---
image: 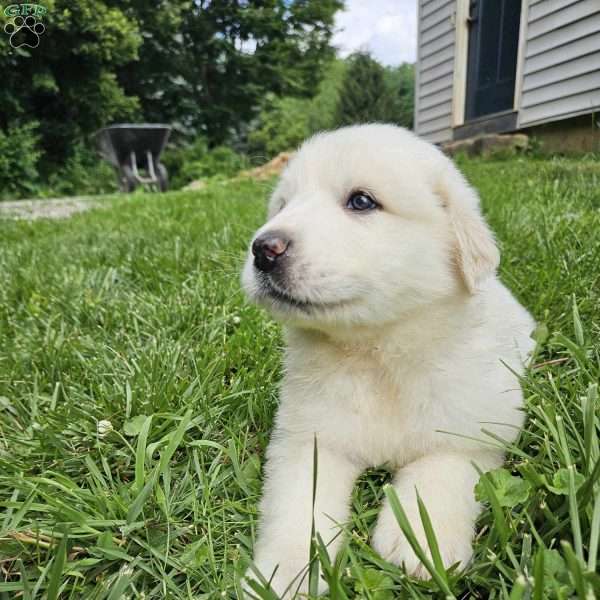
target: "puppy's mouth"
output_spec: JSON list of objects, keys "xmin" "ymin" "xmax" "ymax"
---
[{"xmin": 259, "ymin": 279, "xmax": 348, "ymax": 313}]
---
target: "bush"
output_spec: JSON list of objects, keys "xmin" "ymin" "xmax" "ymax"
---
[
  {"xmin": 41, "ymin": 143, "xmax": 118, "ymax": 198},
  {"xmin": 247, "ymin": 94, "xmax": 312, "ymax": 159},
  {"xmin": 0, "ymin": 124, "xmax": 119, "ymax": 200},
  {"xmin": 247, "ymin": 59, "xmax": 348, "ymax": 158},
  {"xmin": 0, "ymin": 122, "xmax": 42, "ymax": 200},
  {"xmin": 162, "ymin": 138, "xmax": 249, "ymax": 189}
]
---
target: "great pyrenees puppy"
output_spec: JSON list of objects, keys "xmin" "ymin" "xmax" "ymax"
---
[{"xmin": 242, "ymin": 124, "xmax": 534, "ymax": 596}]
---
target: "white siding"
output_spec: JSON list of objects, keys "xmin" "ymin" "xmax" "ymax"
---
[
  {"xmin": 519, "ymin": 0, "xmax": 600, "ymax": 127},
  {"xmin": 415, "ymin": 0, "xmax": 455, "ymax": 143},
  {"xmin": 415, "ymin": 0, "xmax": 600, "ymax": 136}
]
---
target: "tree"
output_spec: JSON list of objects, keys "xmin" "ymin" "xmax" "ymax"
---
[
  {"xmin": 0, "ymin": 0, "xmax": 142, "ymax": 172},
  {"xmin": 334, "ymin": 53, "xmax": 415, "ymax": 129},
  {"xmin": 384, "ymin": 62, "xmax": 415, "ymax": 129},
  {"xmin": 0, "ymin": 0, "xmax": 342, "ymax": 188},
  {"xmin": 118, "ymin": 0, "xmax": 343, "ymax": 145},
  {"xmin": 247, "ymin": 58, "xmax": 348, "ymax": 158},
  {"xmin": 334, "ymin": 52, "xmax": 392, "ymax": 126}
]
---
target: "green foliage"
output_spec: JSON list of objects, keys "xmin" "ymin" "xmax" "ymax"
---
[
  {"xmin": 247, "ymin": 59, "xmax": 348, "ymax": 158},
  {"xmin": 0, "ymin": 4, "xmax": 417, "ymax": 201},
  {"xmin": 0, "ymin": 122, "xmax": 42, "ymax": 200},
  {"xmin": 1, "ymin": 0, "xmax": 142, "ymax": 171},
  {"xmin": 248, "ymin": 51, "xmax": 416, "ymax": 160},
  {"xmin": 335, "ymin": 52, "xmax": 390, "ymax": 125},
  {"xmin": 1, "ymin": 0, "xmax": 342, "ymax": 197},
  {"xmin": 247, "ymin": 56, "xmax": 415, "ymax": 158},
  {"xmin": 117, "ymin": 0, "xmax": 343, "ymax": 144},
  {"xmin": 0, "ymin": 135, "xmax": 117, "ymax": 200},
  {"xmin": 123, "ymin": 414, "xmax": 150, "ymax": 437},
  {"xmin": 308, "ymin": 58, "xmax": 350, "ymax": 131},
  {"xmin": 383, "ymin": 62, "xmax": 415, "ymax": 129},
  {"xmin": 475, "ymin": 468, "xmax": 532, "ymax": 508},
  {"xmin": 548, "ymin": 468, "xmax": 585, "ymax": 495},
  {"xmin": 247, "ymin": 94, "xmax": 313, "ymax": 158},
  {"xmin": 162, "ymin": 137, "xmax": 249, "ymax": 189},
  {"xmin": 335, "ymin": 53, "xmax": 415, "ymax": 128},
  {"xmin": 354, "ymin": 569, "xmax": 395, "ymax": 599},
  {"xmin": 333, "ymin": 53, "xmax": 382, "ymax": 126},
  {"xmin": 0, "ymin": 156, "xmax": 600, "ymax": 597},
  {"xmin": 41, "ymin": 144, "xmax": 118, "ymax": 197}
]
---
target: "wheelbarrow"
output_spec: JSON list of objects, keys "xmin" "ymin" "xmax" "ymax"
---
[{"xmin": 96, "ymin": 124, "xmax": 172, "ymax": 192}]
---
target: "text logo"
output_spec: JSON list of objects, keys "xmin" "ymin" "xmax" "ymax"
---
[{"xmin": 4, "ymin": 4, "xmax": 47, "ymax": 49}]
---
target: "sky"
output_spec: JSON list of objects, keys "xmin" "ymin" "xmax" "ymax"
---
[{"xmin": 332, "ymin": 0, "xmax": 417, "ymax": 66}]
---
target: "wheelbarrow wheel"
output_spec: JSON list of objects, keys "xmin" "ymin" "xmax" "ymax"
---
[
  {"xmin": 119, "ymin": 165, "xmax": 137, "ymax": 193},
  {"xmin": 156, "ymin": 163, "xmax": 168, "ymax": 192}
]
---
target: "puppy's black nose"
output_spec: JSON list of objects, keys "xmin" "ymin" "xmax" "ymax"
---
[{"xmin": 252, "ymin": 231, "xmax": 290, "ymax": 272}]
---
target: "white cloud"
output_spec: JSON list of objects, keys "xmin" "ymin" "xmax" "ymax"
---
[{"xmin": 332, "ymin": 0, "xmax": 417, "ymax": 66}]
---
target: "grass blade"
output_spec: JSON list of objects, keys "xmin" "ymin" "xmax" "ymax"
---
[
  {"xmin": 134, "ymin": 415, "xmax": 153, "ymax": 494},
  {"xmin": 532, "ymin": 549, "xmax": 544, "ymax": 600},
  {"xmin": 127, "ymin": 472, "xmax": 158, "ymax": 524},
  {"xmin": 107, "ymin": 564, "xmax": 135, "ymax": 600},
  {"xmin": 308, "ymin": 435, "xmax": 320, "ymax": 597},
  {"xmin": 508, "ymin": 575, "xmax": 527, "ymax": 600},
  {"xmin": 46, "ymin": 527, "xmax": 68, "ymax": 600},
  {"xmin": 572, "ymin": 294, "xmax": 584, "ymax": 346},
  {"xmin": 158, "ymin": 409, "xmax": 192, "ymax": 477},
  {"xmin": 587, "ymin": 484, "xmax": 600, "ymax": 571},
  {"xmin": 383, "ymin": 485, "xmax": 455, "ymax": 598},
  {"xmin": 415, "ymin": 490, "xmax": 448, "ymax": 586},
  {"xmin": 474, "ymin": 466, "xmax": 510, "ymax": 545},
  {"xmin": 19, "ymin": 559, "xmax": 31, "ymax": 600},
  {"xmin": 567, "ymin": 465, "xmax": 584, "ymax": 561},
  {"xmin": 561, "ymin": 540, "xmax": 587, "ymax": 599},
  {"xmin": 583, "ymin": 384, "xmax": 599, "ymax": 474}
]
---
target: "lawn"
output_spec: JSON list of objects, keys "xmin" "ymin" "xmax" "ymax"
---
[{"xmin": 0, "ymin": 156, "xmax": 599, "ymax": 599}]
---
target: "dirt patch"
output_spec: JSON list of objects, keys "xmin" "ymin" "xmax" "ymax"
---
[
  {"xmin": 183, "ymin": 180, "xmax": 207, "ymax": 191},
  {"xmin": 239, "ymin": 151, "xmax": 294, "ymax": 180},
  {"xmin": 0, "ymin": 198, "xmax": 96, "ymax": 221}
]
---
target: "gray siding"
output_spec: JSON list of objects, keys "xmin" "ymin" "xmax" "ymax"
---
[
  {"xmin": 415, "ymin": 0, "xmax": 455, "ymax": 143},
  {"xmin": 519, "ymin": 0, "xmax": 600, "ymax": 127}
]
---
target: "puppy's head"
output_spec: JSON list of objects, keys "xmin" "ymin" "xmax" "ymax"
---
[{"xmin": 242, "ymin": 124, "xmax": 499, "ymax": 329}]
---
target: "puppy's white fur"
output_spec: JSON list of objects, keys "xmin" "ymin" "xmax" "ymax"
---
[{"xmin": 242, "ymin": 124, "xmax": 534, "ymax": 596}]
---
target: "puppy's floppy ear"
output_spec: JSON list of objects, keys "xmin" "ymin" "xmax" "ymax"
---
[{"xmin": 436, "ymin": 166, "xmax": 500, "ymax": 293}]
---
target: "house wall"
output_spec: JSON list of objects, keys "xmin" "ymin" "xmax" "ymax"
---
[
  {"xmin": 414, "ymin": 0, "xmax": 456, "ymax": 143},
  {"xmin": 415, "ymin": 0, "xmax": 600, "ymax": 142},
  {"xmin": 519, "ymin": 0, "xmax": 600, "ymax": 127}
]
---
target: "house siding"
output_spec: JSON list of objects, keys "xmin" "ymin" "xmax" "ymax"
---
[
  {"xmin": 414, "ymin": 0, "xmax": 455, "ymax": 143},
  {"xmin": 415, "ymin": 0, "xmax": 600, "ymax": 138},
  {"xmin": 518, "ymin": 0, "xmax": 600, "ymax": 127}
]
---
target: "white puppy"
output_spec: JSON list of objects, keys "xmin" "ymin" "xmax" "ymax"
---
[{"xmin": 242, "ymin": 124, "xmax": 534, "ymax": 596}]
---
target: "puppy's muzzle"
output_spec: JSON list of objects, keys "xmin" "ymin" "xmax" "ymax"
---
[{"xmin": 252, "ymin": 231, "xmax": 290, "ymax": 273}]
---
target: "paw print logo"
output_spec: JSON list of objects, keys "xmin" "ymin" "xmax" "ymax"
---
[{"xmin": 4, "ymin": 15, "xmax": 45, "ymax": 49}]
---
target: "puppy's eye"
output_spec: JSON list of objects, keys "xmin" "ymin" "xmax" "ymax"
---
[{"xmin": 346, "ymin": 191, "xmax": 379, "ymax": 212}]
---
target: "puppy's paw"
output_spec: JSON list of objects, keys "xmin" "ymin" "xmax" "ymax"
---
[{"xmin": 371, "ymin": 506, "xmax": 473, "ymax": 579}]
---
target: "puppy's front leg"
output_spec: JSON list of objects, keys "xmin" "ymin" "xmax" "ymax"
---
[
  {"xmin": 372, "ymin": 452, "xmax": 498, "ymax": 578},
  {"xmin": 247, "ymin": 436, "xmax": 360, "ymax": 597}
]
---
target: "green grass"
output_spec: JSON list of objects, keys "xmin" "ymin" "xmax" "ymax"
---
[{"xmin": 0, "ymin": 156, "xmax": 599, "ymax": 598}]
